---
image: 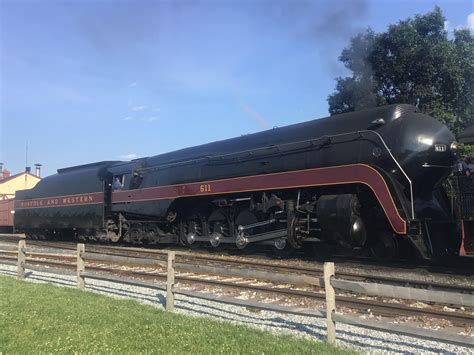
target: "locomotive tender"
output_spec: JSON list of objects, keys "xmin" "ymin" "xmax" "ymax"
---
[{"xmin": 14, "ymin": 104, "xmax": 463, "ymax": 259}]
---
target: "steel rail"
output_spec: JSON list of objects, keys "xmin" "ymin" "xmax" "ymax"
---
[
  {"xmin": 1, "ymin": 234, "xmax": 469, "ymax": 276},
  {"xmin": 77, "ymin": 246, "xmax": 474, "ymax": 294}
]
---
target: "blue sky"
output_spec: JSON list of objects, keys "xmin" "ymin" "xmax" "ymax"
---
[{"xmin": 1, "ymin": 0, "xmax": 473, "ymax": 177}]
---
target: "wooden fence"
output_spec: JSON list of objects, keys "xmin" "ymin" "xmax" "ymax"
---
[{"xmin": 1, "ymin": 240, "xmax": 472, "ymax": 348}]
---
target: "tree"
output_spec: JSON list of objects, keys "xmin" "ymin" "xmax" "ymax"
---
[{"xmin": 328, "ymin": 7, "xmax": 473, "ymax": 135}]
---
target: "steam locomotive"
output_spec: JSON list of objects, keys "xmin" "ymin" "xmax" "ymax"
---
[{"xmin": 14, "ymin": 104, "xmax": 466, "ymax": 259}]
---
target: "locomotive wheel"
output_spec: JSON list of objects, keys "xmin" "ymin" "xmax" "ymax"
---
[
  {"xmin": 370, "ymin": 231, "xmax": 399, "ymax": 260},
  {"xmin": 271, "ymin": 238, "xmax": 295, "ymax": 257},
  {"xmin": 145, "ymin": 224, "xmax": 160, "ymax": 244},
  {"xmin": 130, "ymin": 224, "xmax": 145, "ymax": 244},
  {"xmin": 235, "ymin": 210, "xmax": 258, "ymax": 234},
  {"xmin": 208, "ymin": 209, "xmax": 231, "ymax": 248},
  {"xmin": 105, "ymin": 220, "xmax": 122, "ymax": 243},
  {"xmin": 121, "ymin": 222, "xmax": 131, "ymax": 243},
  {"xmin": 107, "ymin": 230, "xmax": 121, "ymax": 243},
  {"xmin": 233, "ymin": 209, "xmax": 259, "ymax": 250},
  {"xmin": 181, "ymin": 213, "xmax": 206, "ymax": 248},
  {"xmin": 286, "ymin": 200, "xmax": 302, "ymax": 249},
  {"xmin": 30, "ymin": 234, "xmax": 45, "ymax": 240},
  {"xmin": 26, "ymin": 233, "xmax": 38, "ymax": 240}
]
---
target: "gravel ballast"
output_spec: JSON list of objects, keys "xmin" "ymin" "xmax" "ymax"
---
[{"xmin": 0, "ymin": 265, "xmax": 472, "ymax": 353}]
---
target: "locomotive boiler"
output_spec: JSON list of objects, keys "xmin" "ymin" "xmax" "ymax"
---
[{"xmin": 14, "ymin": 104, "xmax": 462, "ymax": 259}]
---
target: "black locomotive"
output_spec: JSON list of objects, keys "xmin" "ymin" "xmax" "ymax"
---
[{"xmin": 14, "ymin": 104, "xmax": 465, "ymax": 259}]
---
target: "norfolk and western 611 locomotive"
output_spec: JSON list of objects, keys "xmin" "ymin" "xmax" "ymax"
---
[{"xmin": 14, "ymin": 104, "xmax": 469, "ymax": 259}]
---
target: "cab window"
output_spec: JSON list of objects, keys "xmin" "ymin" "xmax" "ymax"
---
[{"xmin": 112, "ymin": 175, "xmax": 124, "ymax": 190}]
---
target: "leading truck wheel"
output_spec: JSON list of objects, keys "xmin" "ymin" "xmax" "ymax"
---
[{"xmin": 370, "ymin": 231, "xmax": 399, "ymax": 260}]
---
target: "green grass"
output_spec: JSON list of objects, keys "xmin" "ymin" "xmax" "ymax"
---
[{"xmin": 0, "ymin": 275, "xmax": 355, "ymax": 354}]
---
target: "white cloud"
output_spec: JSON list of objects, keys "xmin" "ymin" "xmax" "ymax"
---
[
  {"xmin": 468, "ymin": 13, "xmax": 474, "ymax": 31},
  {"xmin": 130, "ymin": 81, "xmax": 138, "ymax": 87},
  {"xmin": 446, "ymin": 13, "xmax": 474, "ymax": 33},
  {"xmin": 124, "ymin": 116, "xmax": 133, "ymax": 121},
  {"xmin": 131, "ymin": 105, "xmax": 148, "ymax": 111},
  {"xmin": 444, "ymin": 21, "xmax": 450, "ymax": 31},
  {"xmin": 141, "ymin": 116, "xmax": 158, "ymax": 122},
  {"xmin": 118, "ymin": 153, "xmax": 138, "ymax": 160}
]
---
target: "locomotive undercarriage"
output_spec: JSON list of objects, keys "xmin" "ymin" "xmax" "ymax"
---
[
  {"xmin": 98, "ymin": 186, "xmax": 403, "ymax": 258},
  {"xmin": 22, "ymin": 187, "xmax": 408, "ymax": 259}
]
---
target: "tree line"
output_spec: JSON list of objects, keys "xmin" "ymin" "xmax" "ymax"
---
[{"xmin": 328, "ymin": 6, "xmax": 473, "ymax": 142}]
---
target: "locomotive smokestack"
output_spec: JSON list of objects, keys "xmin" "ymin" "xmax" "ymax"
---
[
  {"xmin": 25, "ymin": 166, "xmax": 31, "ymax": 174},
  {"xmin": 34, "ymin": 163, "xmax": 42, "ymax": 177}
]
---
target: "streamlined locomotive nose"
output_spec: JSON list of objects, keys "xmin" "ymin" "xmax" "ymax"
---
[{"xmin": 380, "ymin": 109, "xmax": 457, "ymax": 194}]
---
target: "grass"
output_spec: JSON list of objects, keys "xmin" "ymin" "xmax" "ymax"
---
[{"xmin": 0, "ymin": 275, "xmax": 355, "ymax": 354}]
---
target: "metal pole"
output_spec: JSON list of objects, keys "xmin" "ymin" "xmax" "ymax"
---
[
  {"xmin": 166, "ymin": 251, "xmax": 175, "ymax": 311},
  {"xmin": 324, "ymin": 262, "xmax": 336, "ymax": 344}
]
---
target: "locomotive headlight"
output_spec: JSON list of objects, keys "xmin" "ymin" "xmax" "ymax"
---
[
  {"xmin": 450, "ymin": 141, "xmax": 458, "ymax": 152},
  {"xmin": 417, "ymin": 135, "xmax": 433, "ymax": 146}
]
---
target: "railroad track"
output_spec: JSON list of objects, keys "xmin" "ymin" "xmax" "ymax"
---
[
  {"xmin": 1, "ymin": 233, "xmax": 472, "ymax": 276},
  {"xmin": 1, "ymin": 236, "xmax": 473, "ymax": 295}
]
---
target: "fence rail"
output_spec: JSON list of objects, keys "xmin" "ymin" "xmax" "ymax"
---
[
  {"xmin": 331, "ymin": 279, "xmax": 471, "ymax": 307},
  {"xmin": 0, "ymin": 240, "xmax": 472, "ymax": 348}
]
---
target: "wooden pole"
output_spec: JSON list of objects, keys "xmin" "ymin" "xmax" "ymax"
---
[
  {"xmin": 166, "ymin": 251, "xmax": 175, "ymax": 311},
  {"xmin": 77, "ymin": 243, "xmax": 85, "ymax": 289},
  {"xmin": 17, "ymin": 240, "xmax": 26, "ymax": 279},
  {"xmin": 324, "ymin": 262, "xmax": 336, "ymax": 344}
]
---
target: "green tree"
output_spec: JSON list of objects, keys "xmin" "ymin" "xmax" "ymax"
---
[{"xmin": 328, "ymin": 7, "xmax": 473, "ymax": 135}]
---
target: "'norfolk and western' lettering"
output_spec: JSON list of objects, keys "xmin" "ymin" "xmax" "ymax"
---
[{"xmin": 14, "ymin": 193, "xmax": 103, "ymax": 209}]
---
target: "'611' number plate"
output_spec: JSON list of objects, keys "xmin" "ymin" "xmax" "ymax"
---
[{"xmin": 435, "ymin": 144, "xmax": 446, "ymax": 152}]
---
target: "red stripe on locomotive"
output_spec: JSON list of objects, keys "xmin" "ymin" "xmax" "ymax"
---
[{"xmin": 112, "ymin": 164, "xmax": 407, "ymax": 234}]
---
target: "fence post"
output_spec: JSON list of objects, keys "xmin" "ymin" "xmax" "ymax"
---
[
  {"xmin": 166, "ymin": 251, "xmax": 175, "ymax": 311},
  {"xmin": 324, "ymin": 262, "xmax": 336, "ymax": 344},
  {"xmin": 17, "ymin": 240, "xmax": 26, "ymax": 279},
  {"xmin": 77, "ymin": 243, "xmax": 85, "ymax": 289}
]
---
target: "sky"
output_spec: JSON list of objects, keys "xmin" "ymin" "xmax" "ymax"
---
[{"xmin": 1, "ymin": 0, "xmax": 473, "ymax": 177}]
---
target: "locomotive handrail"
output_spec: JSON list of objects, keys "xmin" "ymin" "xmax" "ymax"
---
[{"xmin": 363, "ymin": 130, "xmax": 414, "ymax": 220}]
